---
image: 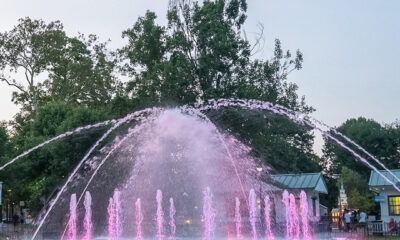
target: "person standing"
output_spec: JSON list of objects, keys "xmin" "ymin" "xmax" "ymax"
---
[{"xmin": 344, "ymin": 211, "xmax": 351, "ymax": 232}]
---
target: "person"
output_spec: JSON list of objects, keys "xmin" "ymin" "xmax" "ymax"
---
[
  {"xmin": 357, "ymin": 210, "xmax": 367, "ymax": 238},
  {"xmin": 359, "ymin": 211, "xmax": 367, "ymax": 223},
  {"xmin": 344, "ymin": 211, "xmax": 351, "ymax": 232},
  {"xmin": 12, "ymin": 214, "xmax": 19, "ymax": 231}
]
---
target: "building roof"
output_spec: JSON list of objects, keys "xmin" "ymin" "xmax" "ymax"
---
[
  {"xmin": 368, "ymin": 169, "xmax": 400, "ymax": 187},
  {"xmin": 270, "ymin": 172, "xmax": 328, "ymax": 194}
]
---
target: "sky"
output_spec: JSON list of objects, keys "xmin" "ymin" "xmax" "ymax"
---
[{"xmin": 0, "ymin": 0, "xmax": 399, "ymax": 154}]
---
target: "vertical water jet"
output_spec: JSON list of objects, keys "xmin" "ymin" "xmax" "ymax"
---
[
  {"xmin": 169, "ymin": 198, "xmax": 176, "ymax": 239},
  {"xmin": 234, "ymin": 197, "xmax": 242, "ymax": 239},
  {"xmin": 249, "ymin": 189, "xmax": 257, "ymax": 240},
  {"xmin": 282, "ymin": 190, "xmax": 291, "ymax": 239},
  {"xmin": 156, "ymin": 190, "xmax": 164, "ymax": 240},
  {"xmin": 135, "ymin": 198, "xmax": 143, "ymax": 240},
  {"xmin": 300, "ymin": 191, "xmax": 312, "ymax": 240},
  {"xmin": 203, "ymin": 187, "xmax": 216, "ymax": 240},
  {"xmin": 82, "ymin": 191, "xmax": 92, "ymax": 240},
  {"xmin": 264, "ymin": 195, "xmax": 274, "ymax": 240},
  {"xmin": 113, "ymin": 190, "xmax": 122, "ymax": 239},
  {"xmin": 108, "ymin": 197, "xmax": 115, "ymax": 240},
  {"xmin": 67, "ymin": 194, "xmax": 77, "ymax": 240},
  {"xmin": 289, "ymin": 193, "xmax": 300, "ymax": 239}
]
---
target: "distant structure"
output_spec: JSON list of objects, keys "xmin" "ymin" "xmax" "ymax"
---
[{"xmin": 338, "ymin": 183, "xmax": 348, "ymax": 210}]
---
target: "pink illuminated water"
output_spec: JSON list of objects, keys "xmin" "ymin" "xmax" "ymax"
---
[
  {"xmin": 169, "ymin": 198, "xmax": 176, "ymax": 239},
  {"xmin": 282, "ymin": 190, "xmax": 291, "ymax": 239},
  {"xmin": 67, "ymin": 194, "xmax": 77, "ymax": 240},
  {"xmin": 108, "ymin": 197, "xmax": 116, "ymax": 240},
  {"xmin": 203, "ymin": 187, "xmax": 216, "ymax": 240},
  {"xmin": 2, "ymin": 98, "xmax": 397, "ymax": 240},
  {"xmin": 289, "ymin": 193, "xmax": 300, "ymax": 240},
  {"xmin": 82, "ymin": 191, "xmax": 92, "ymax": 240},
  {"xmin": 156, "ymin": 190, "xmax": 164, "ymax": 240},
  {"xmin": 264, "ymin": 195, "xmax": 274, "ymax": 240},
  {"xmin": 248, "ymin": 189, "xmax": 257, "ymax": 240},
  {"xmin": 234, "ymin": 197, "xmax": 242, "ymax": 239},
  {"xmin": 113, "ymin": 190, "xmax": 122, "ymax": 239},
  {"xmin": 135, "ymin": 198, "xmax": 143, "ymax": 240},
  {"xmin": 300, "ymin": 191, "xmax": 312, "ymax": 240}
]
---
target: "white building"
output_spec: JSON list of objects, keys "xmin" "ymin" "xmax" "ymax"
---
[{"xmin": 369, "ymin": 169, "xmax": 400, "ymax": 223}]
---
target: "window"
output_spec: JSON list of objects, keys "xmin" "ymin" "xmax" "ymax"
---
[
  {"xmin": 312, "ymin": 197, "xmax": 317, "ymax": 216},
  {"xmin": 388, "ymin": 196, "xmax": 400, "ymax": 215}
]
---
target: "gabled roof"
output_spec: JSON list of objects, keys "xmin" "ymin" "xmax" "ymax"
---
[
  {"xmin": 270, "ymin": 172, "xmax": 328, "ymax": 194},
  {"xmin": 369, "ymin": 169, "xmax": 400, "ymax": 187}
]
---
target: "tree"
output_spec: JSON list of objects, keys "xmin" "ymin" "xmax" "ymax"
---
[
  {"xmin": 0, "ymin": 102, "xmax": 109, "ymax": 213},
  {"xmin": 46, "ymin": 34, "xmax": 117, "ymax": 106},
  {"xmin": 119, "ymin": 0, "xmax": 316, "ymax": 174},
  {"xmin": 0, "ymin": 18, "xmax": 118, "ymax": 114},
  {"xmin": 339, "ymin": 167, "xmax": 377, "ymax": 213},
  {"xmin": 321, "ymin": 117, "xmax": 400, "ymax": 179},
  {"xmin": 120, "ymin": 0, "xmax": 307, "ymax": 111},
  {"xmin": 0, "ymin": 17, "xmax": 65, "ymax": 112}
]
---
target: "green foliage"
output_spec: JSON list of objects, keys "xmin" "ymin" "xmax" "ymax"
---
[
  {"xmin": 0, "ymin": 0, "xmax": 322, "ymax": 216},
  {"xmin": 321, "ymin": 117, "xmax": 400, "ymax": 179},
  {"xmin": 0, "ymin": 102, "xmax": 109, "ymax": 213},
  {"xmin": 340, "ymin": 167, "xmax": 377, "ymax": 213}
]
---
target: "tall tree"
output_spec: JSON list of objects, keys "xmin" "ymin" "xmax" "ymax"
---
[
  {"xmin": 321, "ymin": 117, "xmax": 400, "ymax": 179},
  {"xmin": 120, "ymin": 0, "xmax": 317, "ymax": 173},
  {"xmin": 0, "ymin": 17, "xmax": 65, "ymax": 112}
]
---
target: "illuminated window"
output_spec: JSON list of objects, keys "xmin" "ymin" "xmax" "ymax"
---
[{"xmin": 388, "ymin": 196, "xmax": 400, "ymax": 215}]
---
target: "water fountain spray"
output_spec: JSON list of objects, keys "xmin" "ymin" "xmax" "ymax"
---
[
  {"xmin": 300, "ymin": 191, "xmax": 312, "ymax": 240},
  {"xmin": 289, "ymin": 193, "xmax": 300, "ymax": 240},
  {"xmin": 234, "ymin": 197, "xmax": 242, "ymax": 239},
  {"xmin": 282, "ymin": 190, "xmax": 291, "ymax": 239},
  {"xmin": 135, "ymin": 198, "xmax": 143, "ymax": 240},
  {"xmin": 169, "ymin": 198, "xmax": 176, "ymax": 239},
  {"xmin": 264, "ymin": 195, "xmax": 274, "ymax": 240},
  {"xmin": 156, "ymin": 189, "xmax": 164, "ymax": 240},
  {"xmin": 203, "ymin": 187, "xmax": 216, "ymax": 240},
  {"xmin": 82, "ymin": 191, "xmax": 92, "ymax": 240},
  {"xmin": 67, "ymin": 194, "xmax": 77, "ymax": 240},
  {"xmin": 249, "ymin": 189, "xmax": 258, "ymax": 240}
]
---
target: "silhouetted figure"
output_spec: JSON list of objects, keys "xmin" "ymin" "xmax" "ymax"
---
[{"xmin": 12, "ymin": 214, "xmax": 19, "ymax": 232}]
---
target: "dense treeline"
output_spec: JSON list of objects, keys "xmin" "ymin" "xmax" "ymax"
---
[{"xmin": 0, "ymin": 0, "xmax": 399, "ymax": 216}]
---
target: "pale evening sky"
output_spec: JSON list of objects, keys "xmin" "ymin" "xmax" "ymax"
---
[{"xmin": 0, "ymin": 0, "xmax": 399, "ymax": 154}]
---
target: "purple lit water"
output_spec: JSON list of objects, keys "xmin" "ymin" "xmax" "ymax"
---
[
  {"xmin": 234, "ymin": 197, "xmax": 242, "ymax": 239},
  {"xmin": 248, "ymin": 189, "xmax": 257, "ymax": 240},
  {"xmin": 156, "ymin": 189, "xmax": 164, "ymax": 240},
  {"xmin": 300, "ymin": 191, "xmax": 312, "ymax": 240},
  {"xmin": 67, "ymin": 194, "xmax": 77, "ymax": 240},
  {"xmin": 0, "ymin": 98, "xmax": 397, "ymax": 239},
  {"xmin": 289, "ymin": 193, "xmax": 300, "ymax": 239},
  {"xmin": 108, "ymin": 197, "xmax": 116, "ymax": 240},
  {"xmin": 169, "ymin": 198, "xmax": 176, "ymax": 239},
  {"xmin": 82, "ymin": 191, "xmax": 92, "ymax": 240},
  {"xmin": 264, "ymin": 195, "xmax": 274, "ymax": 240},
  {"xmin": 114, "ymin": 189, "xmax": 123, "ymax": 239},
  {"xmin": 135, "ymin": 198, "xmax": 143, "ymax": 240},
  {"xmin": 203, "ymin": 187, "xmax": 215, "ymax": 240},
  {"xmin": 282, "ymin": 190, "xmax": 291, "ymax": 239}
]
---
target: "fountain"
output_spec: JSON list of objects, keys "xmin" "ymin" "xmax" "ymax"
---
[
  {"xmin": 248, "ymin": 189, "xmax": 258, "ymax": 240},
  {"xmin": 300, "ymin": 191, "xmax": 312, "ymax": 240},
  {"xmin": 67, "ymin": 194, "xmax": 77, "ymax": 240},
  {"xmin": 82, "ymin": 191, "xmax": 92, "ymax": 240},
  {"xmin": 0, "ymin": 98, "xmax": 397, "ymax": 239},
  {"xmin": 234, "ymin": 197, "xmax": 242, "ymax": 239},
  {"xmin": 135, "ymin": 198, "xmax": 143, "ymax": 240},
  {"xmin": 264, "ymin": 195, "xmax": 274, "ymax": 240}
]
